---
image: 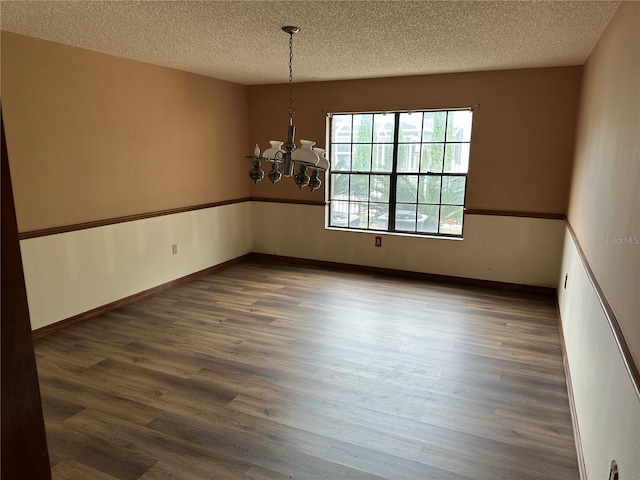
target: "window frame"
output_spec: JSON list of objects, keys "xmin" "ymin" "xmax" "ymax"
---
[{"xmin": 327, "ymin": 108, "xmax": 473, "ymax": 238}]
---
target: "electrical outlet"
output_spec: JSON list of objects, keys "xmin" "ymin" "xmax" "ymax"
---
[
  {"xmin": 172, "ymin": 244, "xmax": 178, "ymax": 255},
  {"xmin": 375, "ymin": 236, "xmax": 382, "ymax": 247}
]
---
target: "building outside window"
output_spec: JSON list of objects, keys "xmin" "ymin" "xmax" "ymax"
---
[{"xmin": 328, "ymin": 109, "xmax": 473, "ymax": 237}]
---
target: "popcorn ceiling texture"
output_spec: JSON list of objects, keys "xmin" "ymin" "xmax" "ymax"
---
[{"xmin": 0, "ymin": 1, "xmax": 619, "ymax": 85}]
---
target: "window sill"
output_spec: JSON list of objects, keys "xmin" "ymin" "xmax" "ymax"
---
[{"xmin": 325, "ymin": 226, "xmax": 464, "ymax": 241}]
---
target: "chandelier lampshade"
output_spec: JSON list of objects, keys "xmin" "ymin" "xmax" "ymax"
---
[
  {"xmin": 291, "ymin": 140, "xmax": 319, "ymax": 164},
  {"xmin": 262, "ymin": 141, "xmax": 285, "ymax": 160}
]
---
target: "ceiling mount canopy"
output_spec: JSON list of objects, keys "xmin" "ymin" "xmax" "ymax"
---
[
  {"xmin": 246, "ymin": 26, "xmax": 329, "ymax": 191},
  {"xmin": 281, "ymin": 25, "xmax": 300, "ymax": 35}
]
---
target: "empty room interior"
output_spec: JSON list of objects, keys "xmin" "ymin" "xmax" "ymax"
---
[{"xmin": 1, "ymin": 1, "xmax": 638, "ymax": 480}]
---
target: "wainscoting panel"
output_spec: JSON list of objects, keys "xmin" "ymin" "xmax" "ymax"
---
[
  {"xmin": 251, "ymin": 202, "xmax": 564, "ymax": 288},
  {"xmin": 558, "ymin": 227, "xmax": 640, "ymax": 479},
  {"xmin": 21, "ymin": 202, "xmax": 252, "ymax": 330}
]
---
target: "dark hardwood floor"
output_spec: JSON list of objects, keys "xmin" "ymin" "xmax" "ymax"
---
[{"xmin": 34, "ymin": 260, "xmax": 579, "ymax": 479}]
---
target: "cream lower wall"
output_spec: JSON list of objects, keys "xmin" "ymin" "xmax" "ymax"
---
[
  {"xmin": 252, "ymin": 202, "xmax": 564, "ymax": 287},
  {"xmin": 21, "ymin": 202, "xmax": 252, "ymax": 330},
  {"xmin": 23, "ymin": 201, "xmax": 563, "ymax": 332},
  {"xmin": 558, "ymin": 227, "xmax": 640, "ymax": 479}
]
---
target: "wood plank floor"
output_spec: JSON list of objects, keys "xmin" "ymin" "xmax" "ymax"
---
[{"xmin": 34, "ymin": 260, "xmax": 579, "ymax": 480}]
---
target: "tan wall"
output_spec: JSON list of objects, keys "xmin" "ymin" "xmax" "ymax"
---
[
  {"xmin": 248, "ymin": 67, "xmax": 582, "ymax": 213},
  {"xmin": 567, "ymin": 1, "xmax": 639, "ymax": 365},
  {"xmin": 1, "ymin": 32, "xmax": 250, "ymax": 233}
]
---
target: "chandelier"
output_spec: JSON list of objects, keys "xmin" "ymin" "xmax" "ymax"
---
[{"xmin": 246, "ymin": 26, "xmax": 329, "ymax": 191}]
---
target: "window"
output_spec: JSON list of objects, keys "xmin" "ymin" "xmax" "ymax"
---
[{"xmin": 328, "ymin": 109, "xmax": 472, "ymax": 237}]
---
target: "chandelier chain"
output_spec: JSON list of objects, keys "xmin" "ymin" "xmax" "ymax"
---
[{"xmin": 288, "ymin": 31, "xmax": 294, "ymax": 118}]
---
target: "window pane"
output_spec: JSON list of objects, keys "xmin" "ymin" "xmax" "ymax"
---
[
  {"xmin": 447, "ymin": 110, "xmax": 472, "ymax": 142},
  {"xmin": 396, "ymin": 175, "xmax": 418, "ymax": 203},
  {"xmin": 422, "ymin": 111, "xmax": 447, "ymax": 142},
  {"xmin": 330, "ymin": 173, "xmax": 349, "ymax": 199},
  {"xmin": 371, "ymin": 175, "xmax": 390, "ymax": 202},
  {"xmin": 352, "ymin": 144, "xmax": 372, "ymax": 171},
  {"xmin": 395, "ymin": 204, "xmax": 417, "ymax": 232},
  {"xmin": 417, "ymin": 204, "xmax": 439, "ymax": 233},
  {"xmin": 441, "ymin": 176, "xmax": 466, "ymax": 205},
  {"xmin": 372, "ymin": 144, "xmax": 393, "ymax": 172},
  {"xmin": 373, "ymin": 114, "xmax": 394, "ymax": 143},
  {"xmin": 444, "ymin": 143, "xmax": 470, "ymax": 173},
  {"xmin": 397, "ymin": 144, "xmax": 421, "ymax": 173},
  {"xmin": 418, "ymin": 175, "xmax": 441, "ymax": 204},
  {"xmin": 420, "ymin": 143, "xmax": 444, "ymax": 173},
  {"xmin": 398, "ymin": 112, "xmax": 422, "ymax": 142},
  {"xmin": 353, "ymin": 114, "xmax": 373, "ymax": 143},
  {"xmin": 370, "ymin": 203, "xmax": 389, "ymax": 230},
  {"xmin": 351, "ymin": 202, "xmax": 368, "ymax": 229},
  {"xmin": 440, "ymin": 205, "xmax": 464, "ymax": 235},
  {"xmin": 350, "ymin": 174, "xmax": 369, "ymax": 201},
  {"xmin": 331, "ymin": 115, "xmax": 352, "ymax": 143},
  {"xmin": 331, "ymin": 143, "xmax": 351, "ymax": 171},
  {"xmin": 330, "ymin": 201, "xmax": 349, "ymax": 227}
]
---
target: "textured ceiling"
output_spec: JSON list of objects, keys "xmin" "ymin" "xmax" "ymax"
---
[{"xmin": 0, "ymin": 1, "xmax": 620, "ymax": 85}]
